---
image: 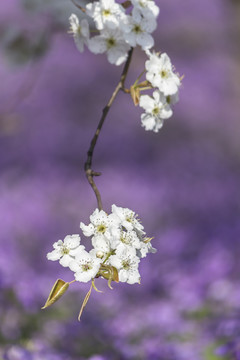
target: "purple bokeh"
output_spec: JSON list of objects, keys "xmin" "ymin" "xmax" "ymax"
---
[{"xmin": 0, "ymin": 0, "xmax": 240, "ymax": 359}]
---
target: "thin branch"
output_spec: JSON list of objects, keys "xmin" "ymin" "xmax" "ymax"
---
[
  {"xmin": 70, "ymin": 0, "xmax": 86, "ymax": 12},
  {"xmin": 84, "ymin": 48, "xmax": 134, "ymax": 210}
]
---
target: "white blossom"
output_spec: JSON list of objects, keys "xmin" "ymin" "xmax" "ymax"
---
[
  {"xmin": 111, "ymin": 204, "xmax": 144, "ymax": 235},
  {"xmin": 139, "ymin": 90, "xmax": 173, "ymax": 132},
  {"xmin": 145, "ymin": 51, "xmax": 181, "ymax": 95},
  {"xmin": 47, "ymin": 235, "xmax": 84, "ymax": 267},
  {"xmin": 117, "ymin": 230, "xmax": 141, "ymax": 250},
  {"xmin": 86, "ymin": 0, "xmax": 126, "ymax": 31},
  {"xmin": 69, "ymin": 14, "xmax": 89, "ymax": 53},
  {"xmin": 109, "ymin": 245, "xmax": 141, "ymax": 284},
  {"xmin": 91, "ymin": 235, "xmax": 111, "ymax": 256},
  {"xmin": 138, "ymin": 239, "xmax": 157, "ymax": 258},
  {"xmin": 131, "ymin": 0, "xmax": 159, "ymax": 17},
  {"xmin": 80, "ymin": 208, "xmax": 120, "ymax": 241},
  {"xmin": 69, "ymin": 250, "xmax": 102, "ymax": 283},
  {"xmin": 131, "ymin": 0, "xmax": 159, "ymax": 29},
  {"xmin": 88, "ymin": 28, "xmax": 131, "ymax": 65},
  {"xmin": 122, "ymin": 10, "xmax": 155, "ymax": 50}
]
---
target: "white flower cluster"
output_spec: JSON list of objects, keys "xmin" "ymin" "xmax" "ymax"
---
[
  {"xmin": 68, "ymin": 0, "xmax": 181, "ymax": 132},
  {"xmin": 47, "ymin": 205, "xmax": 156, "ymax": 285},
  {"xmin": 69, "ymin": 0, "xmax": 159, "ymax": 65},
  {"xmin": 139, "ymin": 51, "xmax": 181, "ymax": 132}
]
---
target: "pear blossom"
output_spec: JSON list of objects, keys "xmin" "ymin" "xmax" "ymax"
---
[
  {"xmin": 138, "ymin": 239, "xmax": 157, "ymax": 258},
  {"xmin": 47, "ymin": 204, "xmax": 156, "ymax": 287},
  {"xmin": 88, "ymin": 28, "xmax": 131, "ymax": 65},
  {"xmin": 122, "ymin": 10, "xmax": 156, "ymax": 50},
  {"xmin": 109, "ymin": 245, "xmax": 141, "ymax": 284},
  {"xmin": 69, "ymin": 250, "xmax": 102, "ymax": 283},
  {"xmin": 118, "ymin": 230, "xmax": 141, "ymax": 249},
  {"xmin": 47, "ymin": 235, "xmax": 84, "ymax": 267},
  {"xmin": 139, "ymin": 90, "xmax": 173, "ymax": 132},
  {"xmin": 145, "ymin": 51, "xmax": 181, "ymax": 95},
  {"xmin": 86, "ymin": 0, "xmax": 126, "ymax": 31},
  {"xmin": 69, "ymin": 14, "xmax": 89, "ymax": 53},
  {"xmin": 131, "ymin": 0, "xmax": 160, "ymax": 20},
  {"xmin": 80, "ymin": 208, "xmax": 119, "ymax": 240},
  {"xmin": 111, "ymin": 204, "xmax": 144, "ymax": 235}
]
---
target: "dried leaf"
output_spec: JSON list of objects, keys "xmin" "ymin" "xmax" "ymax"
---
[
  {"xmin": 111, "ymin": 266, "xmax": 119, "ymax": 283},
  {"xmin": 41, "ymin": 279, "xmax": 69, "ymax": 309},
  {"xmin": 78, "ymin": 284, "xmax": 92, "ymax": 321},
  {"xmin": 130, "ymin": 86, "xmax": 140, "ymax": 106},
  {"xmin": 92, "ymin": 279, "xmax": 103, "ymax": 293}
]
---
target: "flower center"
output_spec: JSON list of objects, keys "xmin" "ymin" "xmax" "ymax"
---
[
  {"xmin": 120, "ymin": 233, "xmax": 130, "ymax": 245},
  {"xmin": 122, "ymin": 260, "xmax": 130, "ymax": 270},
  {"xmin": 97, "ymin": 224, "xmax": 107, "ymax": 234},
  {"xmin": 160, "ymin": 70, "xmax": 168, "ymax": 78},
  {"xmin": 61, "ymin": 246, "xmax": 69, "ymax": 255},
  {"xmin": 102, "ymin": 9, "xmax": 111, "ymax": 17},
  {"xmin": 133, "ymin": 25, "xmax": 142, "ymax": 34},
  {"xmin": 76, "ymin": 26, "xmax": 82, "ymax": 35},
  {"xmin": 82, "ymin": 263, "xmax": 92, "ymax": 272},
  {"xmin": 152, "ymin": 106, "xmax": 160, "ymax": 116},
  {"xmin": 106, "ymin": 37, "xmax": 116, "ymax": 49}
]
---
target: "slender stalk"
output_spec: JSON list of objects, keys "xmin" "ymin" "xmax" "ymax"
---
[
  {"xmin": 84, "ymin": 48, "xmax": 134, "ymax": 210},
  {"xmin": 71, "ymin": 0, "xmax": 86, "ymax": 12}
]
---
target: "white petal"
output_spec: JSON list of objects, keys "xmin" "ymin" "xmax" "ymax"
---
[
  {"xmin": 80, "ymin": 222, "xmax": 94, "ymax": 237},
  {"xmin": 64, "ymin": 234, "xmax": 80, "ymax": 249},
  {"xmin": 88, "ymin": 36, "xmax": 107, "ymax": 54},
  {"xmin": 59, "ymin": 254, "xmax": 72, "ymax": 267},
  {"xmin": 69, "ymin": 245, "xmax": 85, "ymax": 257},
  {"xmin": 47, "ymin": 249, "xmax": 61, "ymax": 261},
  {"xmin": 139, "ymin": 95, "xmax": 155, "ymax": 112}
]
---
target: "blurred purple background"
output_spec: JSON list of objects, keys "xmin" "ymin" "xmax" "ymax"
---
[{"xmin": 1, "ymin": 0, "xmax": 240, "ymax": 359}]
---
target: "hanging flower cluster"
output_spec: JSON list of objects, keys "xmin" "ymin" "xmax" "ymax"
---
[
  {"xmin": 42, "ymin": 0, "xmax": 182, "ymax": 320},
  {"xmin": 69, "ymin": 0, "xmax": 182, "ymax": 132},
  {"xmin": 44, "ymin": 206, "xmax": 156, "ymax": 319},
  {"xmin": 47, "ymin": 205, "xmax": 156, "ymax": 286}
]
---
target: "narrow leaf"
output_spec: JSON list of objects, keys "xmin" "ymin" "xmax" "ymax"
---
[
  {"xmin": 130, "ymin": 86, "xmax": 140, "ymax": 106},
  {"xmin": 78, "ymin": 284, "xmax": 92, "ymax": 321},
  {"xmin": 111, "ymin": 266, "xmax": 119, "ymax": 283},
  {"xmin": 92, "ymin": 279, "xmax": 102, "ymax": 293},
  {"xmin": 41, "ymin": 279, "xmax": 69, "ymax": 309}
]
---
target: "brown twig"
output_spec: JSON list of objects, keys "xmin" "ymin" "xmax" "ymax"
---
[
  {"xmin": 84, "ymin": 48, "xmax": 134, "ymax": 210},
  {"xmin": 70, "ymin": 0, "xmax": 86, "ymax": 12}
]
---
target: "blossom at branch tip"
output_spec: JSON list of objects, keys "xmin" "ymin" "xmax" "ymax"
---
[
  {"xmin": 47, "ymin": 205, "xmax": 156, "ymax": 286},
  {"xmin": 131, "ymin": 0, "xmax": 160, "ymax": 20},
  {"xmin": 88, "ymin": 28, "xmax": 131, "ymax": 66},
  {"xmin": 122, "ymin": 10, "xmax": 155, "ymax": 50},
  {"xmin": 47, "ymin": 235, "xmax": 85, "ymax": 267},
  {"xmin": 69, "ymin": 250, "xmax": 102, "ymax": 283},
  {"xmin": 86, "ymin": 0, "xmax": 126, "ymax": 31},
  {"xmin": 111, "ymin": 204, "xmax": 145, "ymax": 235},
  {"xmin": 138, "ymin": 240, "xmax": 157, "ymax": 258},
  {"xmin": 108, "ymin": 245, "xmax": 141, "ymax": 284},
  {"xmin": 139, "ymin": 90, "xmax": 173, "ymax": 132},
  {"xmin": 80, "ymin": 208, "xmax": 119, "ymax": 241},
  {"xmin": 69, "ymin": 14, "xmax": 89, "ymax": 53},
  {"xmin": 145, "ymin": 51, "xmax": 181, "ymax": 96}
]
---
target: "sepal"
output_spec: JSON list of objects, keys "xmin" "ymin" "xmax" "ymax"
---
[{"xmin": 41, "ymin": 279, "xmax": 69, "ymax": 309}]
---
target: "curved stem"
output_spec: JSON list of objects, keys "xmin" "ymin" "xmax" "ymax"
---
[
  {"xmin": 84, "ymin": 48, "xmax": 134, "ymax": 210},
  {"xmin": 70, "ymin": 0, "xmax": 86, "ymax": 12}
]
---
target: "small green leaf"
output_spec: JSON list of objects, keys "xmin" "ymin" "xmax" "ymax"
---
[{"xmin": 41, "ymin": 279, "xmax": 69, "ymax": 309}]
